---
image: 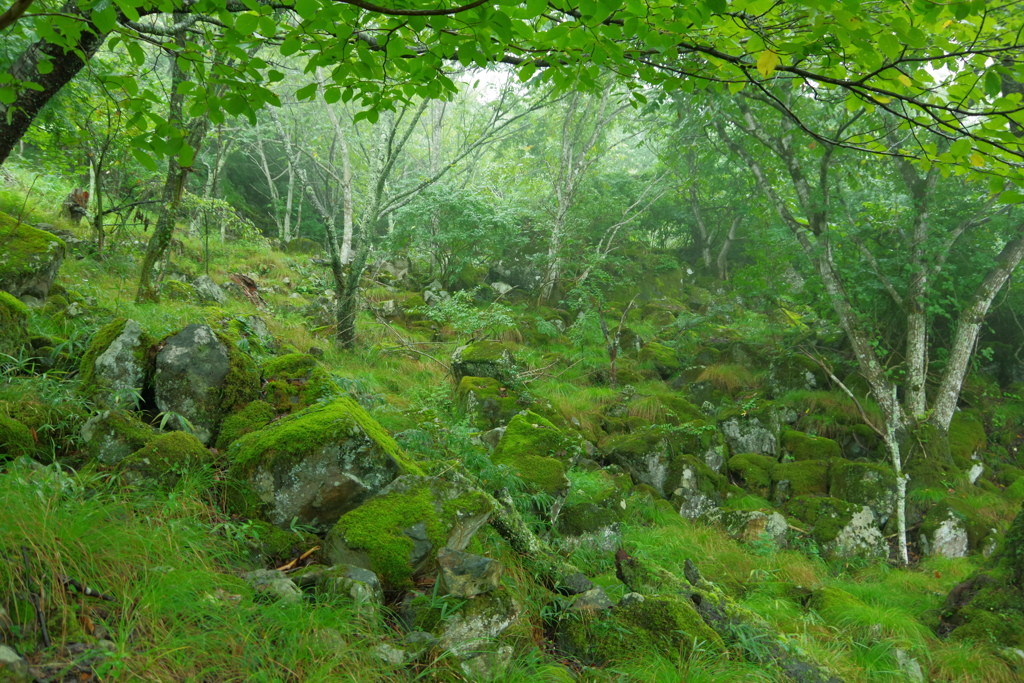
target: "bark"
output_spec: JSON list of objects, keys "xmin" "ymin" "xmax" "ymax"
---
[
  {"xmin": 0, "ymin": 0, "xmax": 107, "ymax": 167},
  {"xmin": 716, "ymin": 215, "xmax": 738, "ymax": 280}
]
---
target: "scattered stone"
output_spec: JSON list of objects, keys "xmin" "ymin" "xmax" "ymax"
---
[
  {"xmin": 438, "ymin": 548, "xmax": 503, "ymax": 598},
  {"xmin": 242, "ymin": 569, "xmax": 302, "ymax": 604},
  {"xmin": 193, "ymin": 274, "xmax": 227, "ymax": 304},
  {"xmin": 0, "ymin": 644, "xmax": 31, "ymax": 683},
  {"xmin": 720, "ymin": 413, "xmax": 778, "ymax": 457},
  {"xmin": 291, "ymin": 564, "xmax": 384, "ymax": 606},
  {"xmin": 570, "ymin": 587, "xmax": 613, "ymax": 612}
]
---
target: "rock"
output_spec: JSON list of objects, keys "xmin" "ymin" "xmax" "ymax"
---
[
  {"xmin": 215, "ymin": 400, "xmax": 276, "ymax": 451},
  {"xmin": 79, "ymin": 319, "xmax": 152, "ymax": 409},
  {"xmin": 228, "ymin": 398, "xmax": 422, "ymax": 533},
  {"xmin": 828, "ymin": 460, "xmax": 897, "ymax": 525},
  {"xmin": 242, "ymin": 569, "xmax": 302, "ymax": 605},
  {"xmin": 231, "ymin": 315, "xmax": 276, "ymax": 351},
  {"xmin": 154, "ymin": 324, "xmax": 260, "ymax": 445},
  {"xmin": 570, "ymin": 587, "xmax": 614, "ymax": 612},
  {"xmin": 415, "ymin": 591, "xmax": 522, "ymax": 662},
  {"xmin": 720, "ymin": 412, "xmax": 778, "ymax": 457},
  {"xmin": 0, "ymin": 414, "xmax": 33, "ymax": 460},
  {"xmin": 456, "ymin": 376, "xmax": 520, "ymax": 430},
  {"xmin": 727, "ymin": 452, "xmax": 777, "ymax": 498},
  {"xmin": 786, "ymin": 496, "xmax": 887, "ymax": 560},
  {"xmin": 261, "ymin": 353, "xmax": 339, "ymax": 415},
  {"xmin": 80, "ymin": 409, "xmax": 157, "ymax": 465},
  {"xmin": 491, "ymin": 411, "xmax": 575, "ymax": 496},
  {"xmin": 618, "ymin": 592, "xmax": 644, "ymax": 608},
  {"xmin": 326, "ymin": 474, "xmax": 491, "ymax": 590},
  {"xmin": 291, "ymin": 564, "xmax": 384, "ymax": 606},
  {"xmin": 720, "ymin": 509, "xmax": 789, "ymax": 549},
  {"xmin": 451, "ymin": 341, "xmax": 517, "ymax": 383},
  {"xmin": 668, "ymin": 455, "xmax": 727, "ymax": 519},
  {"xmin": 920, "ymin": 508, "xmax": 969, "ymax": 558},
  {"xmin": 556, "ymin": 503, "xmax": 622, "ymax": 551},
  {"xmin": 638, "ymin": 341, "xmax": 682, "ymax": 379},
  {"xmin": 490, "ymin": 281, "xmax": 513, "ymax": 296},
  {"xmin": 0, "ymin": 644, "xmax": 31, "ymax": 683},
  {"xmin": 780, "ymin": 429, "xmax": 840, "ymax": 461},
  {"xmin": 119, "ymin": 431, "xmax": 212, "ymax": 487},
  {"xmin": 0, "ymin": 291, "xmax": 29, "ymax": 358},
  {"xmin": 193, "ymin": 274, "xmax": 227, "ymax": 304},
  {"xmin": 0, "ymin": 214, "xmax": 65, "ymax": 300},
  {"xmin": 771, "ymin": 459, "xmax": 830, "ymax": 504},
  {"xmin": 160, "ymin": 279, "xmax": 197, "ymax": 302},
  {"xmin": 438, "ymin": 548, "xmax": 503, "ymax": 598},
  {"xmin": 895, "ymin": 648, "xmax": 925, "ymax": 683}
]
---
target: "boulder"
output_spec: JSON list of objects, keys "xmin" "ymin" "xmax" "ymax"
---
[
  {"xmin": 261, "ymin": 353, "xmax": 338, "ymax": 415},
  {"xmin": 0, "ymin": 291, "xmax": 29, "ymax": 358},
  {"xmin": 79, "ymin": 319, "xmax": 152, "ymax": 409},
  {"xmin": 119, "ymin": 431, "xmax": 212, "ymax": 487},
  {"xmin": 720, "ymin": 509, "xmax": 789, "ymax": 549},
  {"xmin": 491, "ymin": 411, "xmax": 575, "ymax": 496},
  {"xmin": 667, "ymin": 455, "xmax": 730, "ymax": 519},
  {"xmin": 242, "ymin": 569, "xmax": 302, "ymax": 605},
  {"xmin": 556, "ymin": 502, "xmax": 622, "ymax": 551},
  {"xmin": 456, "ymin": 376, "xmax": 520, "ymax": 430},
  {"xmin": 437, "ymin": 548, "xmax": 503, "ymax": 598},
  {"xmin": 720, "ymin": 411, "xmax": 779, "ymax": 457},
  {"xmin": 193, "ymin": 274, "xmax": 227, "ymax": 305},
  {"xmin": 291, "ymin": 564, "xmax": 384, "ymax": 606},
  {"xmin": 228, "ymin": 398, "xmax": 423, "ymax": 533},
  {"xmin": 771, "ymin": 459, "xmax": 830, "ymax": 504},
  {"xmin": 780, "ymin": 430, "xmax": 840, "ymax": 461},
  {"xmin": 325, "ymin": 474, "xmax": 491, "ymax": 590},
  {"xmin": 412, "ymin": 591, "xmax": 522, "ymax": 675},
  {"xmin": 919, "ymin": 506, "xmax": 970, "ymax": 558},
  {"xmin": 0, "ymin": 214, "xmax": 65, "ymax": 300},
  {"xmin": 727, "ymin": 453, "xmax": 776, "ymax": 498},
  {"xmin": 153, "ymin": 324, "xmax": 260, "ymax": 445},
  {"xmin": 0, "ymin": 414, "xmax": 33, "ymax": 460},
  {"xmin": 451, "ymin": 341, "xmax": 517, "ymax": 383},
  {"xmin": 160, "ymin": 279, "xmax": 197, "ymax": 302},
  {"xmin": 215, "ymin": 400, "xmax": 276, "ymax": 451},
  {"xmin": 828, "ymin": 460, "xmax": 897, "ymax": 525},
  {"xmin": 80, "ymin": 409, "xmax": 157, "ymax": 465},
  {"xmin": 786, "ymin": 496, "xmax": 887, "ymax": 560},
  {"xmin": 638, "ymin": 342, "xmax": 682, "ymax": 379}
]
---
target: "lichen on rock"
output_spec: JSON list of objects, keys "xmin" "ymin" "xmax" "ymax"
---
[
  {"xmin": 79, "ymin": 318, "xmax": 152, "ymax": 409},
  {"xmin": 261, "ymin": 353, "xmax": 338, "ymax": 415},
  {"xmin": 0, "ymin": 214, "xmax": 65, "ymax": 299}
]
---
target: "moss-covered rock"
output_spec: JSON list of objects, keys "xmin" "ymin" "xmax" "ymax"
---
[
  {"xmin": 727, "ymin": 453, "xmax": 777, "ymax": 497},
  {"xmin": 559, "ymin": 594, "xmax": 725, "ymax": 666},
  {"xmin": 0, "ymin": 414, "xmax": 33, "ymax": 459},
  {"xmin": 719, "ymin": 509, "xmax": 789, "ymax": 549},
  {"xmin": 828, "ymin": 460, "xmax": 896, "ymax": 524},
  {"xmin": 771, "ymin": 459, "xmax": 830, "ymax": 502},
  {"xmin": 285, "ymin": 237, "xmax": 321, "ymax": 254},
  {"xmin": 491, "ymin": 411, "xmax": 576, "ymax": 495},
  {"xmin": 918, "ymin": 499, "xmax": 993, "ymax": 558},
  {"xmin": 0, "ymin": 290, "xmax": 29, "ymax": 358},
  {"xmin": 120, "ymin": 431, "xmax": 211, "ymax": 487},
  {"xmin": 786, "ymin": 496, "xmax": 886, "ymax": 559},
  {"xmin": 451, "ymin": 341, "xmax": 518, "ymax": 383},
  {"xmin": 949, "ymin": 410, "xmax": 987, "ymax": 460},
  {"xmin": 666, "ymin": 454, "xmax": 733, "ymax": 519},
  {"xmin": 638, "ymin": 342, "xmax": 682, "ymax": 379},
  {"xmin": 261, "ymin": 353, "xmax": 338, "ymax": 415},
  {"xmin": 456, "ymin": 376, "xmax": 520, "ymax": 430},
  {"xmin": 780, "ymin": 429, "xmax": 840, "ymax": 461},
  {"xmin": 215, "ymin": 400, "xmax": 276, "ymax": 451},
  {"xmin": 0, "ymin": 214, "xmax": 65, "ymax": 299},
  {"xmin": 153, "ymin": 324, "xmax": 260, "ymax": 445},
  {"xmin": 80, "ymin": 409, "xmax": 157, "ymax": 465},
  {"xmin": 227, "ymin": 398, "xmax": 423, "ymax": 532},
  {"xmin": 326, "ymin": 474, "xmax": 491, "ymax": 590},
  {"xmin": 78, "ymin": 318, "xmax": 153, "ymax": 409},
  {"xmin": 160, "ymin": 279, "xmax": 197, "ymax": 302},
  {"xmin": 243, "ymin": 519, "xmax": 321, "ymax": 566},
  {"xmin": 719, "ymin": 409, "xmax": 779, "ymax": 457}
]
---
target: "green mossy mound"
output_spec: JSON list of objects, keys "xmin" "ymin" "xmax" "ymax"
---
[
  {"xmin": 0, "ymin": 414, "xmax": 33, "ymax": 459},
  {"xmin": 491, "ymin": 411, "xmax": 576, "ymax": 495},
  {"xmin": 160, "ymin": 279, "xmax": 197, "ymax": 302},
  {"xmin": 638, "ymin": 342, "xmax": 681, "ymax": 379},
  {"xmin": 215, "ymin": 400, "xmax": 276, "ymax": 451},
  {"xmin": 261, "ymin": 353, "xmax": 338, "ymax": 415},
  {"xmin": 780, "ymin": 429, "xmax": 840, "ymax": 461},
  {"xmin": 556, "ymin": 502, "xmax": 622, "ymax": 536},
  {"xmin": 0, "ymin": 290, "xmax": 29, "ymax": 357},
  {"xmin": 560, "ymin": 595, "xmax": 725, "ymax": 665},
  {"xmin": 949, "ymin": 410, "xmax": 987, "ymax": 460},
  {"xmin": 285, "ymin": 237, "xmax": 321, "ymax": 254},
  {"xmin": 451, "ymin": 340, "xmax": 517, "ymax": 383},
  {"xmin": 326, "ymin": 475, "xmax": 491, "ymax": 590},
  {"xmin": 772, "ymin": 459, "xmax": 830, "ymax": 499},
  {"xmin": 828, "ymin": 460, "xmax": 896, "ymax": 520},
  {"xmin": 0, "ymin": 214, "xmax": 66, "ymax": 299},
  {"xmin": 120, "ymin": 431, "xmax": 211, "ymax": 487},
  {"xmin": 727, "ymin": 453, "xmax": 777, "ymax": 497},
  {"xmin": 785, "ymin": 495, "xmax": 859, "ymax": 546},
  {"xmin": 456, "ymin": 375, "xmax": 520, "ymax": 430},
  {"xmin": 82, "ymin": 409, "xmax": 158, "ymax": 465}
]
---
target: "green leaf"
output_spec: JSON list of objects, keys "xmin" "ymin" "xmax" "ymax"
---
[
  {"xmin": 91, "ymin": 4, "xmax": 118, "ymax": 33},
  {"xmin": 323, "ymin": 87, "xmax": 341, "ymax": 104},
  {"xmin": 126, "ymin": 41, "xmax": 146, "ymax": 66},
  {"xmin": 295, "ymin": 82, "xmax": 318, "ymax": 100},
  {"xmin": 178, "ymin": 143, "xmax": 195, "ymax": 168},
  {"xmin": 37, "ymin": 60, "xmax": 53, "ymax": 75},
  {"xmin": 949, "ymin": 138, "xmax": 972, "ymax": 158},
  {"xmin": 132, "ymin": 148, "xmax": 158, "ymax": 171},
  {"xmin": 985, "ymin": 70, "xmax": 1002, "ymax": 98},
  {"xmin": 294, "ymin": 0, "xmax": 317, "ymax": 20},
  {"xmin": 234, "ymin": 13, "xmax": 259, "ymax": 35},
  {"xmin": 705, "ymin": 0, "xmax": 727, "ymax": 13}
]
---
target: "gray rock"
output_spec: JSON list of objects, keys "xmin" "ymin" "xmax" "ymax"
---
[
  {"xmin": 80, "ymin": 409, "xmax": 157, "ymax": 465},
  {"xmin": 193, "ymin": 275, "xmax": 227, "ymax": 304},
  {"xmin": 292, "ymin": 564, "xmax": 383, "ymax": 606},
  {"xmin": 720, "ymin": 414, "xmax": 778, "ymax": 457},
  {"xmin": 0, "ymin": 221, "xmax": 65, "ymax": 300},
  {"xmin": 703, "ymin": 446, "xmax": 726, "ymax": 473},
  {"xmin": 436, "ymin": 593, "xmax": 521, "ymax": 660},
  {"xmin": 490, "ymin": 281, "xmax": 513, "ymax": 296},
  {"xmin": 831, "ymin": 506, "xmax": 887, "ymax": 559},
  {"xmin": 895, "ymin": 648, "xmax": 925, "ymax": 683},
  {"xmin": 720, "ymin": 510, "xmax": 789, "ymax": 549},
  {"xmin": 438, "ymin": 548, "xmax": 503, "ymax": 598},
  {"xmin": 618, "ymin": 592, "xmax": 645, "ymax": 608},
  {"xmin": 90, "ymin": 319, "xmax": 149, "ymax": 409},
  {"xmin": 242, "ymin": 569, "xmax": 302, "ymax": 604},
  {"xmin": 154, "ymin": 324, "xmax": 239, "ymax": 445},
  {"xmin": 0, "ymin": 645, "xmax": 31, "ymax": 683},
  {"xmin": 571, "ymin": 587, "xmax": 613, "ymax": 612},
  {"xmin": 920, "ymin": 511, "xmax": 969, "ymax": 558}
]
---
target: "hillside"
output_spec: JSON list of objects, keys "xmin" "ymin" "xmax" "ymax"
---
[{"xmin": 2, "ymin": 170, "xmax": 1024, "ymax": 683}]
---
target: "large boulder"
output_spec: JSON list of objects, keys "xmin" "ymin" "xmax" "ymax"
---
[
  {"xmin": 0, "ymin": 291, "xmax": 29, "ymax": 358},
  {"xmin": 261, "ymin": 353, "xmax": 338, "ymax": 415},
  {"xmin": 828, "ymin": 460, "xmax": 897, "ymax": 525},
  {"xmin": 228, "ymin": 398, "xmax": 424, "ymax": 533},
  {"xmin": 80, "ymin": 409, "xmax": 157, "ymax": 465},
  {"xmin": 490, "ymin": 411, "xmax": 576, "ymax": 496},
  {"xmin": 325, "ymin": 474, "xmax": 491, "ymax": 590},
  {"xmin": 0, "ymin": 214, "xmax": 65, "ymax": 300},
  {"xmin": 79, "ymin": 319, "xmax": 152, "ymax": 409},
  {"xmin": 153, "ymin": 324, "xmax": 260, "ymax": 445},
  {"xmin": 719, "ymin": 409, "xmax": 779, "ymax": 457},
  {"xmin": 451, "ymin": 341, "xmax": 517, "ymax": 383},
  {"xmin": 786, "ymin": 496, "xmax": 887, "ymax": 560},
  {"xmin": 193, "ymin": 274, "xmax": 227, "ymax": 305}
]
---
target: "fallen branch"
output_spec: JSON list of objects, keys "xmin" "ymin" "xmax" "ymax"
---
[
  {"xmin": 277, "ymin": 545, "xmax": 321, "ymax": 572},
  {"xmin": 57, "ymin": 575, "xmax": 116, "ymax": 602}
]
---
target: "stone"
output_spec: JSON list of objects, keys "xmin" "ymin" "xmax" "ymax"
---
[
  {"xmin": 720, "ymin": 510, "xmax": 789, "ymax": 549},
  {"xmin": 457, "ymin": 376, "xmax": 520, "ymax": 431},
  {"xmin": 895, "ymin": 648, "xmax": 925, "ymax": 683},
  {"xmin": 920, "ymin": 510, "xmax": 969, "ymax": 558},
  {"xmin": 154, "ymin": 324, "xmax": 259, "ymax": 445},
  {"xmin": 80, "ymin": 409, "xmax": 157, "ymax": 465},
  {"xmin": 490, "ymin": 411, "xmax": 575, "ymax": 496},
  {"xmin": 451, "ymin": 341, "xmax": 517, "ymax": 383},
  {"xmin": 291, "ymin": 564, "xmax": 384, "ymax": 606},
  {"xmin": 0, "ymin": 215, "xmax": 65, "ymax": 300},
  {"xmin": 786, "ymin": 497, "xmax": 887, "ymax": 560},
  {"xmin": 228, "ymin": 398, "xmax": 421, "ymax": 533},
  {"xmin": 193, "ymin": 274, "xmax": 227, "ymax": 304},
  {"xmin": 325, "ymin": 474, "xmax": 491, "ymax": 590},
  {"xmin": 434, "ymin": 592, "xmax": 522, "ymax": 660},
  {"xmin": 828, "ymin": 460, "xmax": 897, "ymax": 525},
  {"xmin": 0, "ymin": 644, "xmax": 31, "ymax": 683},
  {"xmin": 720, "ymin": 414, "xmax": 778, "ymax": 457},
  {"xmin": 79, "ymin": 319, "xmax": 151, "ymax": 409},
  {"xmin": 242, "ymin": 569, "xmax": 302, "ymax": 605},
  {"xmin": 618, "ymin": 592, "xmax": 645, "ymax": 608},
  {"xmin": 556, "ymin": 503, "xmax": 622, "ymax": 551},
  {"xmin": 119, "ymin": 431, "xmax": 212, "ymax": 487},
  {"xmin": 0, "ymin": 414, "xmax": 33, "ymax": 460},
  {"xmin": 438, "ymin": 548, "xmax": 503, "ymax": 598},
  {"xmin": 490, "ymin": 281, "xmax": 513, "ymax": 296},
  {"xmin": 570, "ymin": 587, "xmax": 614, "ymax": 612}
]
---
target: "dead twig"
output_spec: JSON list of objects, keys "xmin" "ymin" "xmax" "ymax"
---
[
  {"xmin": 21, "ymin": 545, "xmax": 50, "ymax": 648},
  {"xmin": 57, "ymin": 575, "xmax": 116, "ymax": 602},
  {"xmin": 277, "ymin": 546, "xmax": 321, "ymax": 573},
  {"xmin": 799, "ymin": 348, "xmax": 885, "ymax": 439}
]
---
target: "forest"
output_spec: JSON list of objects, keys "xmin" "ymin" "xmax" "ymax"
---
[{"xmin": 2, "ymin": 0, "xmax": 1024, "ymax": 680}]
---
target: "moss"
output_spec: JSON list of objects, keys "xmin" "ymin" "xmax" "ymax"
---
[
  {"xmin": 562, "ymin": 595, "xmax": 725, "ymax": 665},
  {"xmin": 246, "ymin": 520, "xmax": 320, "ymax": 564},
  {"xmin": 556, "ymin": 503, "xmax": 621, "ymax": 536},
  {"xmin": 217, "ymin": 331, "xmax": 261, "ymax": 416},
  {"xmin": 329, "ymin": 477, "xmax": 490, "ymax": 590},
  {"xmin": 160, "ymin": 279, "xmax": 196, "ymax": 302},
  {"xmin": 120, "ymin": 431, "xmax": 210, "ymax": 487},
  {"xmin": 0, "ymin": 214, "xmax": 65, "ymax": 297},
  {"xmin": 261, "ymin": 353, "xmax": 337, "ymax": 415},
  {"xmin": 919, "ymin": 499, "xmax": 989, "ymax": 553},
  {"xmin": 0, "ymin": 290, "xmax": 29, "ymax": 357},
  {"xmin": 82, "ymin": 409, "xmax": 157, "ymax": 465},
  {"xmin": 828, "ymin": 460, "xmax": 896, "ymax": 513},
  {"xmin": 949, "ymin": 410, "xmax": 987, "ymax": 460},
  {"xmin": 458, "ymin": 340, "xmax": 512, "ymax": 364},
  {"xmin": 780, "ymin": 429, "xmax": 840, "ymax": 461},
  {"xmin": 0, "ymin": 414, "xmax": 33, "ymax": 459},
  {"xmin": 77, "ymin": 319, "xmax": 154, "ymax": 406},
  {"xmin": 492, "ymin": 411, "xmax": 575, "ymax": 494},
  {"xmin": 215, "ymin": 400, "xmax": 276, "ymax": 451},
  {"xmin": 228, "ymin": 397, "xmax": 423, "ymax": 479},
  {"xmin": 667, "ymin": 453, "xmax": 729, "ymax": 499},
  {"xmin": 456, "ymin": 375, "xmax": 520, "ymax": 430},
  {"xmin": 950, "ymin": 607, "xmax": 1024, "ymax": 648},
  {"xmin": 772, "ymin": 459, "xmax": 829, "ymax": 498},
  {"xmin": 727, "ymin": 453, "xmax": 776, "ymax": 496},
  {"xmin": 785, "ymin": 495, "xmax": 859, "ymax": 545},
  {"xmin": 638, "ymin": 341, "xmax": 681, "ymax": 379},
  {"xmin": 40, "ymin": 294, "xmax": 68, "ymax": 315}
]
